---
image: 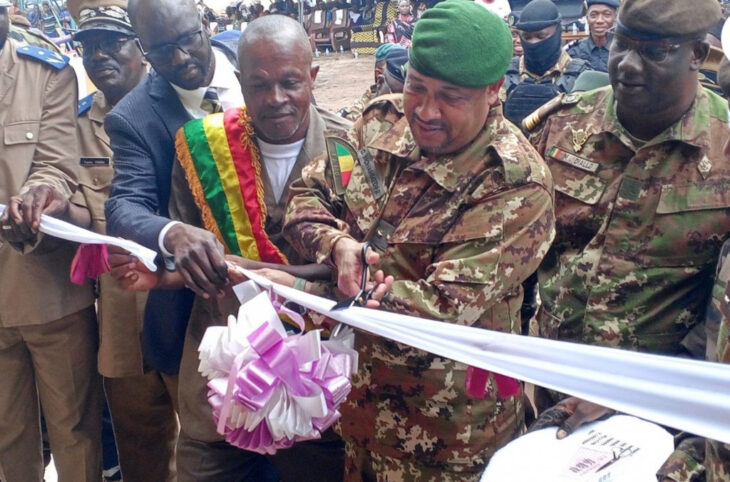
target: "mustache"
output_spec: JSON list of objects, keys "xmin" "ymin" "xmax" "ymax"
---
[
  {"xmin": 261, "ymin": 108, "xmax": 297, "ymax": 117},
  {"xmin": 174, "ymin": 62, "xmax": 200, "ymax": 75},
  {"xmin": 413, "ymin": 114, "xmax": 446, "ymax": 129},
  {"xmin": 90, "ymin": 61, "xmax": 118, "ymax": 71}
]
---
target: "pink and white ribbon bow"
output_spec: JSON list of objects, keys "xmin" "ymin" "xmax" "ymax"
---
[{"xmin": 198, "ymin": 288, "xmax": 357, "ymax": 454}]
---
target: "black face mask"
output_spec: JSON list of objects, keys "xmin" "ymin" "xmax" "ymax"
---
[{"xmin": 522, "ymin": 26, "xmax": 562, "ymax": 76}]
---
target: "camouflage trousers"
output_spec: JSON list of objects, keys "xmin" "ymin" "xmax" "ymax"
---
[
  {"xmin": 707, "ymin": 440, "xmax": 730, "ymax": 482},
  {"xmin": 344, "ymin": 441, "xmax": 484, "ymax": 482}
]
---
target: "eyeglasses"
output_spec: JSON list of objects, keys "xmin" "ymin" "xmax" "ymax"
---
[
  {"xmin": 611, "ymin": 31, "xmax": 690, "ymax": 63},
  {"xmin": 81, "ymin": 36, "xmax": 135, "ymax": 58},
  {"xmin": 138, "ymin": 28, "xmax": 204, "ymax": 65}
]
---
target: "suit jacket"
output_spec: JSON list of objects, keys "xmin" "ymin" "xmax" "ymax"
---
[
  {"xmin": 0, "ymin": 38, "xmax": 94, "ymax": 327},
  {"xmin": 104, "ymin": 41, "xmax": 237, "ymax": 374}
]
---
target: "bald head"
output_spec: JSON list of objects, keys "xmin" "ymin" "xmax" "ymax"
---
[
  {"xmin": 128, "ymin": 0, "xmax": 213, "ymax": 90},
  {"xmin": 129, "ymin": 0, "xmax": 199, "ymax": 33},
  {"xmin": 238, "ymin": 14, "xmax": 318, "ymax": 145},
  {"xmin": 238, "ymin": 14, "xmax": 312, "ymax": 65}
]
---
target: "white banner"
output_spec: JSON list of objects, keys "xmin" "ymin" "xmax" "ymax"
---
[
  {"xmin": 240, "ymin": 268, "xmax": 730, "ymax": 444},
  {"xmin": 0, "ymin": 203, "xmax": 158, "ymax": 272}
]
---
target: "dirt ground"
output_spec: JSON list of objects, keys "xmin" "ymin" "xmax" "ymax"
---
[{"xmin": 312, "ymin": 53, "xmax": 375, "ymax": 113}]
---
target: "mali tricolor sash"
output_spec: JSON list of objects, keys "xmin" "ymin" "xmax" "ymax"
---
[{"xmin": 175, "ymin": 107, "xmax": 288, "ymax": 264}]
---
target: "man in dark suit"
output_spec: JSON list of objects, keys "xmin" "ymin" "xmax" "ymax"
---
[{"xmin": 104, "ymin": 0, "xmax": 277, "ymax": 479}]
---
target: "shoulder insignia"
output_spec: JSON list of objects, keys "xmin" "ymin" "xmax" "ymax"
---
[
  {"xmin": 16, "ymin": 45, "xmax": 69, "ymax": 70},
  {"xmin": 522, "ymin": 93, "xmax": 578, "ymax": 132},
  {"xmin": 326, "ymin": 136, "xmax": 357, "ymax": 196},
  {"xmin": 78, "ymin": 93, "xmax": 95, "ymax": 117}
]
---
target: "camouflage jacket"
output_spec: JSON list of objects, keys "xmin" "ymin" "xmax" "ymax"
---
[
  {"xmin": 702, "ymin": 239, "xmax": 730, "ymax": 482},
  {"xmin": 284, "ymin": 95, "xmax": 555, "ymax": 472},
  {"xmin": 530, "ymin": 85, "xmax": 730, "ymax": 355},
  {"xmin": 339, "ymin": 85, "xmax": 377, "ymax": 122}
]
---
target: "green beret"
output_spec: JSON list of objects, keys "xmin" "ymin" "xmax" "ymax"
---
[
  {"xmin": 409, "ymin": 0, "xmax": 513, "ymax": 87},
  {"xmin": 617, "ymin": 0, "xmax": 721, "ymax": 39},
  {"xmin": 375, "ymin": 43, "xmax": 403, "ymax": 63}
]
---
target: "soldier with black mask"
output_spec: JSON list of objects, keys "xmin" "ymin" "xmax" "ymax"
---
[{"xmin": 502, "ymin": 0, "xmax": 588, "ymax": 128}]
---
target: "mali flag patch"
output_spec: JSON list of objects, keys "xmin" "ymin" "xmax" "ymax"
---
[{"xmin": 326, "ymin": 137, "xmax": 358, "ymax": 196}]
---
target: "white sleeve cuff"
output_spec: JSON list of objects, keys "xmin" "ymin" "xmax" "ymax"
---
[{"xmin": 158, "ymin": 221, "xmax": 181, "ymax": 256}]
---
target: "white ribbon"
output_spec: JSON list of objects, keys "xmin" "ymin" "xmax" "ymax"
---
[
  {"xmin": 240, "ymin": 268, "xmax": 730, "ymax": 444},
  {"xmin": 0, "ymin": 203, "xmax": 158, "ymax": 271}
]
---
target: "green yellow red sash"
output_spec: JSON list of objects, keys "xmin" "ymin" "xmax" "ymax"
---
[{"xmin": 175, "ymin": 107, "xmax": 288, "ymax": 264}]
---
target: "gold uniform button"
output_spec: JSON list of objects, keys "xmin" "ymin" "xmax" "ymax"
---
[
  {"xmin": 93, "ymin": 177, "xmax": 100, "ymax": 185},
  {"xmin": 25, "ymin": 132, "xmax": 33, "ymax": 140}
]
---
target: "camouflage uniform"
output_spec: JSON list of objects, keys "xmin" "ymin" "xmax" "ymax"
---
[
  {"xmin": 529, "ymin": 85, "xmax": 730, "ymax": 481},
  {"xmin": 284, "ymin": 94, "xmax": 555, "ymax": 480},
  {"xmin": 530, "ymin": 85, "xmax": 730, "ymax": 353},
  {"xmin": 340, "ymin": 84, "xmax": 377, "ymax": 122},
  {"xmin": 704, "ymin": 239, "xmax": 730, "ymax": 482}
]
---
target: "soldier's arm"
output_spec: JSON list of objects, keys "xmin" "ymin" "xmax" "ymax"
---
[
  {"xmin": 21, "ymin": 64, "xmax": 79, "ymax": 199},
  {"xmin": 379, "ymin": 182, "xmax": 555, "ymax": 323},
  {"xmin": 656, "ymin": 435, "xmax": 705, "ymax": 482},
  {"xmin": 283, "ymin": 155, "xmax": 353, "ymax": 266}
]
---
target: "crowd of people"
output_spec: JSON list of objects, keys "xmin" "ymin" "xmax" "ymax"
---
[{"xmin": 2, "ymin": 0, "xmax": 730, "ymax": 481}]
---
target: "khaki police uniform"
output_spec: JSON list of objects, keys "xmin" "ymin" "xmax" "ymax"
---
[
  {"xmin": 0, "ymin": 38, "xmax": 102, "ymax": 482},
  {"xmin": 72, "ymin": 90, "xmax": 179, "ymax": 482}
]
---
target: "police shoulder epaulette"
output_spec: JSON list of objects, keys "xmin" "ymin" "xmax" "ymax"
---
[
  {"xmin": 78, "ymin": 93, "xmax": 95, "ymax": 117},
  {"xmin": 16, "ymin": 44, "xmax": 69, "ymax": 70},
  {"xmin": 521, "ymin": 93, "xmax": 580, "ymax": 133}
]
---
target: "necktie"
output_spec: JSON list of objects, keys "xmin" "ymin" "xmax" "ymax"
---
[{"xmin": 201, "ymin": 87, "xmax": 223, "ymax": 114}]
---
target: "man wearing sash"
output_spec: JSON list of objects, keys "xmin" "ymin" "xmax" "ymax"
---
[
  {"xmin": 167, "ymin": 15, "xmax": 353, "ymax": 482},
  {"xmin": 283, "ymin": 2, "xmax": 555, "ymax": 479}
]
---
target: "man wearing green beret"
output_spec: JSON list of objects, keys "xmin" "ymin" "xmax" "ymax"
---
[
  {"xmin": 283, "ymin": 1, "xmax": 555, "ymax": 480},
  {"xmin": 339, "ymin": 43, "xmax": 406, "ymax": 121},
  {"xmin": 502, "ymin": 0, "xmax": 589, "ymax": 127},
  {"xmin": 524, "ymin": 0, "xmax": 730, "ymax": 480}
]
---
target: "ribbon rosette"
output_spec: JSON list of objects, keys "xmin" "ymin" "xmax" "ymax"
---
[{"xmin": 198, "ymin": 287, "xmax": 357, "ymax": 454}]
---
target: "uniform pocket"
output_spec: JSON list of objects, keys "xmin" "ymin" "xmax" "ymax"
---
[
  {"xmin": 4, "ymin": 121, "xmax": 40, "ymax": 146},
  {"xmin": 77, "ymin": 165, "xmax": 113, "ymax": 223},
  {"xmin": 640, "ymin": 182, "xmax": 730, "ymax": 267}
]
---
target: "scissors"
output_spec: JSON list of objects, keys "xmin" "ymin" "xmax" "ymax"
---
[{"xmin": 331, "ymin": 241, "xmax": 374, "ymax": 311}]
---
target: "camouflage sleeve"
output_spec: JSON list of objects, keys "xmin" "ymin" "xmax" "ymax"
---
[
  {"xmin": 283, "ymin": 154, "xmax": 354, "ymax": 266},
  {"xmin": 379, "ymin": 182, "xmax": 555, "ymax": 323},
  {"xmin": 656, "ymin": 435, "xmax": 705, "ymax": 482},
  {"xmin": 706, "ymin": 439, "xmax": 730, "ymax": 481},
  {"xmin": 710, "ymin": 240, "xmax": 730, "ymax": 363}
]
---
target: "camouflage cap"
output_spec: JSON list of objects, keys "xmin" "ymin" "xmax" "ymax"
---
[
  {"xmin": 68, "ymin": 0, "xmax": 135, "ymax": 39},
  {"xmin": 617, "ymin": 0, "xmax": 721, "ymax": 39}
]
